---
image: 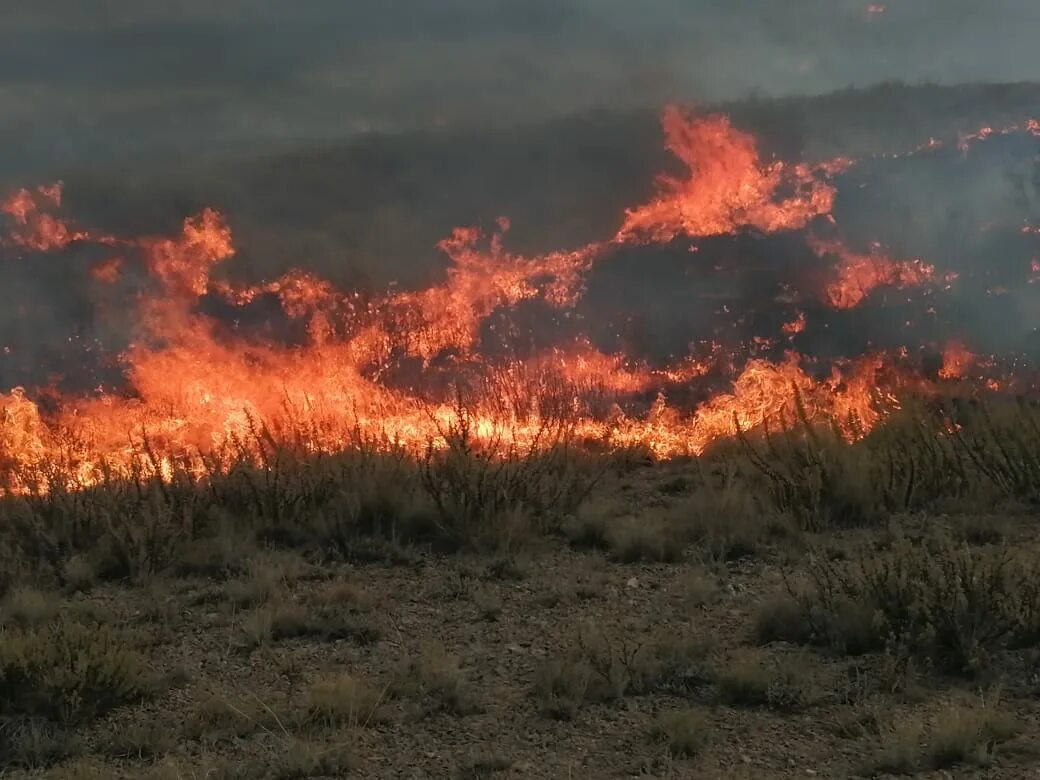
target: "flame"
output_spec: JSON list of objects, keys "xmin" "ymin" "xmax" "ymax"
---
[
  {"xmin": 616, "ymin": 106, "xmax": 846, "ymax": 243},
  {"xmin": 90, "ymin": 256, "xmax": 124, "ymax": 284},
  {"xmin": 811, "ymin": 238, "xmax": 936, "ymax": 309},
  {"xmin": 1, "ymin": 183, "xmax": 88, "ymax": 252},
  {"xmin": 782, "ymin": 311, "xmax": 807, "ymax": 335},
  {"xmin": 2, "ymin": 103, "xmax": 1037, "ymax": 495},
  {"xmin": 938, "ymin": 342, "xmax": 976, "ymax": 380}
]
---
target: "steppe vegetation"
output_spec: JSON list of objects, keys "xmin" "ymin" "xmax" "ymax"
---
[{"xmin": 2, "ymin": 395, "xmax": 1040, "ymax": 777}]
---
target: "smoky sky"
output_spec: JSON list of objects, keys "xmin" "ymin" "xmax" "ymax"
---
[{"xmin": 3, "ymin": 0, "xmax": 1040, "ymax": 174}]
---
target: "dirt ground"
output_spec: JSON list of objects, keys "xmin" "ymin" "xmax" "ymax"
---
[{"xmin": 5, "ymin": 462, "xmax": 1040, "ymax": 780}]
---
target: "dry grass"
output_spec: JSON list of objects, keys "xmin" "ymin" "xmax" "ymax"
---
[
  {"xmin": 0, "ymin": 619, "xmax": 154, "ymax": 725},
  {"xmin": 648, "ymin": 709, "xmax": 711, "ymax": 758},
  {"xmin": 861, "ymin": 696, "xmax": 1021, "ymax": 775},
  {"xmin": 0, "ymin": 396, "xmax": 1038, "ymax": 775},
  {"xmin": 303, "ymin": 673, "xmax": 389, "ymax": 730},
  {"xmin": 533, "ymin": 625, "xmax": 713, "ymax": 720},
  {"xmin": 713, "ymin": 649, "xmax": 826, "ymax": 712},
  {"xmin": 0, "ymin": 587, "xmax": 60, "ymax": 629},
  {"xmin": 791, "ymin": 538, "xmax": 1040, "ymax": 674},
  {"xmin": 392, "ymin": 643, "xmax": 482, "ymax": 717}
]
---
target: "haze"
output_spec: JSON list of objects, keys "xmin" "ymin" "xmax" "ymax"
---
[{"xmin": 3, "ymin": 0, "xmax": 1039, "ymax": 175}]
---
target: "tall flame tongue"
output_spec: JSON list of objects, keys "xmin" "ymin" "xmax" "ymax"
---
[
  {"xmin": 1, "ymin": 104, "xmax": 1035, "ymax": 493},
  {"xmin": 616, "ymin": 106, "xmax": 848, "ymax": 243}
]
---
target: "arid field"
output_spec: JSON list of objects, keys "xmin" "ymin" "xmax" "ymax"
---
[
  {"xmin": 2, "ymin": 399, "xmax": 1040, "ymax": 779},
  {"xmin": 4, "ymin": 0, "xmax": 1040, "ymax": 776}
]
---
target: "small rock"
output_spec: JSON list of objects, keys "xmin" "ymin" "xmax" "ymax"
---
[{"xmin": 626, "ymin": 577, "xmax": 639, "ymax": 589}]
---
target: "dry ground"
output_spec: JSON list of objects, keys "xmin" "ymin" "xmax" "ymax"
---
[{"xmin": 3, "ymin": 457, "xmax": 1040, "ymax": 780}]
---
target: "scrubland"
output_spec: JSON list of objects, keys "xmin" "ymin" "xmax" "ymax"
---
[{"xmin": 2, "ymin": 396, "xmax": 1040, "ymax": 778}]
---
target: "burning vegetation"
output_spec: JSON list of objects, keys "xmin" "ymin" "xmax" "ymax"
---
[
  {"xmin": 1, "ymin": 102, "xmax": 1039, "ymax": 497},
  {"xmin": 4, "ymin": 85, "xmax": 1040, "ymax": 778}
]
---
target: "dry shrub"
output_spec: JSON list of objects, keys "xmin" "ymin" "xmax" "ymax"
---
[
  {"xmin": 98, "ymin": 719, "xmax": 175, "ymax": 762},
  {"xmin": 598, "ymin": 478, "xmax": 772, "ymax": 564},
  {"xmin": 678, "ymin": 567, "xmax": 723, "ymax": 608},
  {"xmin": 393, "ymin": 643, "xmax": 482, "ymax": 717},
  {"xmin": 712, "ymin": 648, "xmax": 824, "ymax": 712},
  {"xmin": 0, "ymin": 587, "xmax": 59, "ymax": 629},
  {"xmin": 952, "ymin": 514, "xmax": 1010, "ymax": 546},
  {"xmin": 828, "ymin": 704, "xmax": 890, "ymax": 741},
  {"xmin": 943, "ymin": 397, "xmax": 1040, "ymax": 502},
  {"xmin": 794, "ymin": 538, "xmax": 1040, "ymax": 674},
  {"xmin": 862, "ymin": 696, "xmax": 1020, "ymax": 776},
  {"xmin": 0, "ymin": 619, "xmax": 153, "ymax": 725},
  {"xmin": 532, "ymin": 624, "xmax": 712, "ymax": 719},
  {"xmin": 271, "ymin": 738, "xmax": 358, "ymax": 778},
  {"xmin": 532, "ymin": 656, "xmax": 593, "ymax": 721},
  {"xmin": 606, "ymin": 515, "xmax": 685, "ymax": 563},
  {"xmin": 561, "ymin": 498, "xmax": 616, "ymax": 551},
  {"xmin": 304, "ymin": 673, "xmax": 388, "ymax": 729},
  {"xmin": 863, "ymin": 715, "xmax": 924, "ymax": 777},
  {"xmin": 420, "ymin": 400, "xmax": 601, "ymax": 551},
  {"xmin": 0, "ymin": 426, "xmax": 443, "ymax": 592},
  {"xmin": 225, "ymin": 556, "xmax": 287, "ymax": 609},
  {"xmin": 185, "ymin": 695, "xmax": 268, "ymax": 744},
  {"xmin": 739, "ymin": 408, "xmax": 880, "ymax": 531},
  {"xmin": 0, "ymin": 467, "xmax": 199, "ymax": 586},
  {"xmin": 923, "ymin": 698, "xmax": 1020, "ymax": 769},
  {"xmin": 649, "ymin": 709, "xmax": 711, "ymax": 758},
  {"xmin": 675, "ymin": 484, "xmax": 774, "ymax": 562},
  {"xmin": 458, "ymin": 753, "xmax": 513, "ymax": 779},
  {"xmin": 0, "ymin": 718, "xmax": 81, "ymax": 771},
  {"xmin": 734, "ymin": 395, "xmax": 1015, "ymax": 528},
  {"xmin": 753, "ymin": 593, "xmax": 815, "ymax": 646}
]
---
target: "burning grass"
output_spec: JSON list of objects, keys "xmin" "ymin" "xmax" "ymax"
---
[
  {"xmin": 2, "ymin": 391, "xmax": 1040, "ymax": 597},
  {"xmin": 1, "ymin": 411, "xmax": 1040, "ymax": 775},
  {"xmin": 6, "ymin": 103, "xmax": 1035, "ymax": 510},
  {"xmin": 4, "ymin": 91, "xmax": 1040, "ymax": 778}
]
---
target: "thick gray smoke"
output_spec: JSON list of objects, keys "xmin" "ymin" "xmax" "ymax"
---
[
  {"xmin": 1, "ymin": 2, "xmax": 1039, "ymax": 394},
  {"xmin": 3, "ymin": 0, "xmax": 1040, "ymax": 174}
]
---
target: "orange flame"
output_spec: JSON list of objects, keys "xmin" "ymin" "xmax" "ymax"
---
[
  {"xmin": 616, "ymin": 106, "xmax": 847, "ymax": 243},
  {"xmin": 2, "ymin": 104, "xmax": 1035, "ymax": 495},
  {"xmin": 811, "ymin": 237, "xmax": 936, "ymax": 309},
  {"xmin": 1, "ymin": 183, "xmax": 89, "ymax": 251},
  {"xmin": 938, "ymin": 342, "xmax": 976, "ymax": 380}
]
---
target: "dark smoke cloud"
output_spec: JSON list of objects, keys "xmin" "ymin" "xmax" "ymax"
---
[
  {"xmin": 2, "ymin": 0, "xmax": 1040, "ymax": 175},
  {"xmin": 2, "ymin": 2, "xmax": 1040, "ymax": 392}
]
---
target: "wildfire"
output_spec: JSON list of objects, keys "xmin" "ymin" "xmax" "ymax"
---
[
  {"xmin": 616, "ymin": 106, "xmax": 847, "ymax": 243},
  {"xmin": 782, "ymin": 311, "xmax": 807, "ymax": 335},
  {"xmin": 1, "ymin": 102, "xmax": 1036, "ymax": 495},
  {"xmin": 938, "ymin": 342, "xmax": 976, "ymax": 380},
  {"xmin": 811, "ymin": 238, "xmax": 936, "ymax": 309},
  {"xmin": 1, "ymin": 183, "xmax": 88, "ymax": 252}
]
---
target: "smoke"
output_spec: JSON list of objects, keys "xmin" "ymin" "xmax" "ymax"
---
[
  {"xmin": 2, "ymin": 3, "xmax": 1040, "ymax": 397},
  {"xmin": 3, "ymin": 0, "xmax": 1040, "ymax": 174}
]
